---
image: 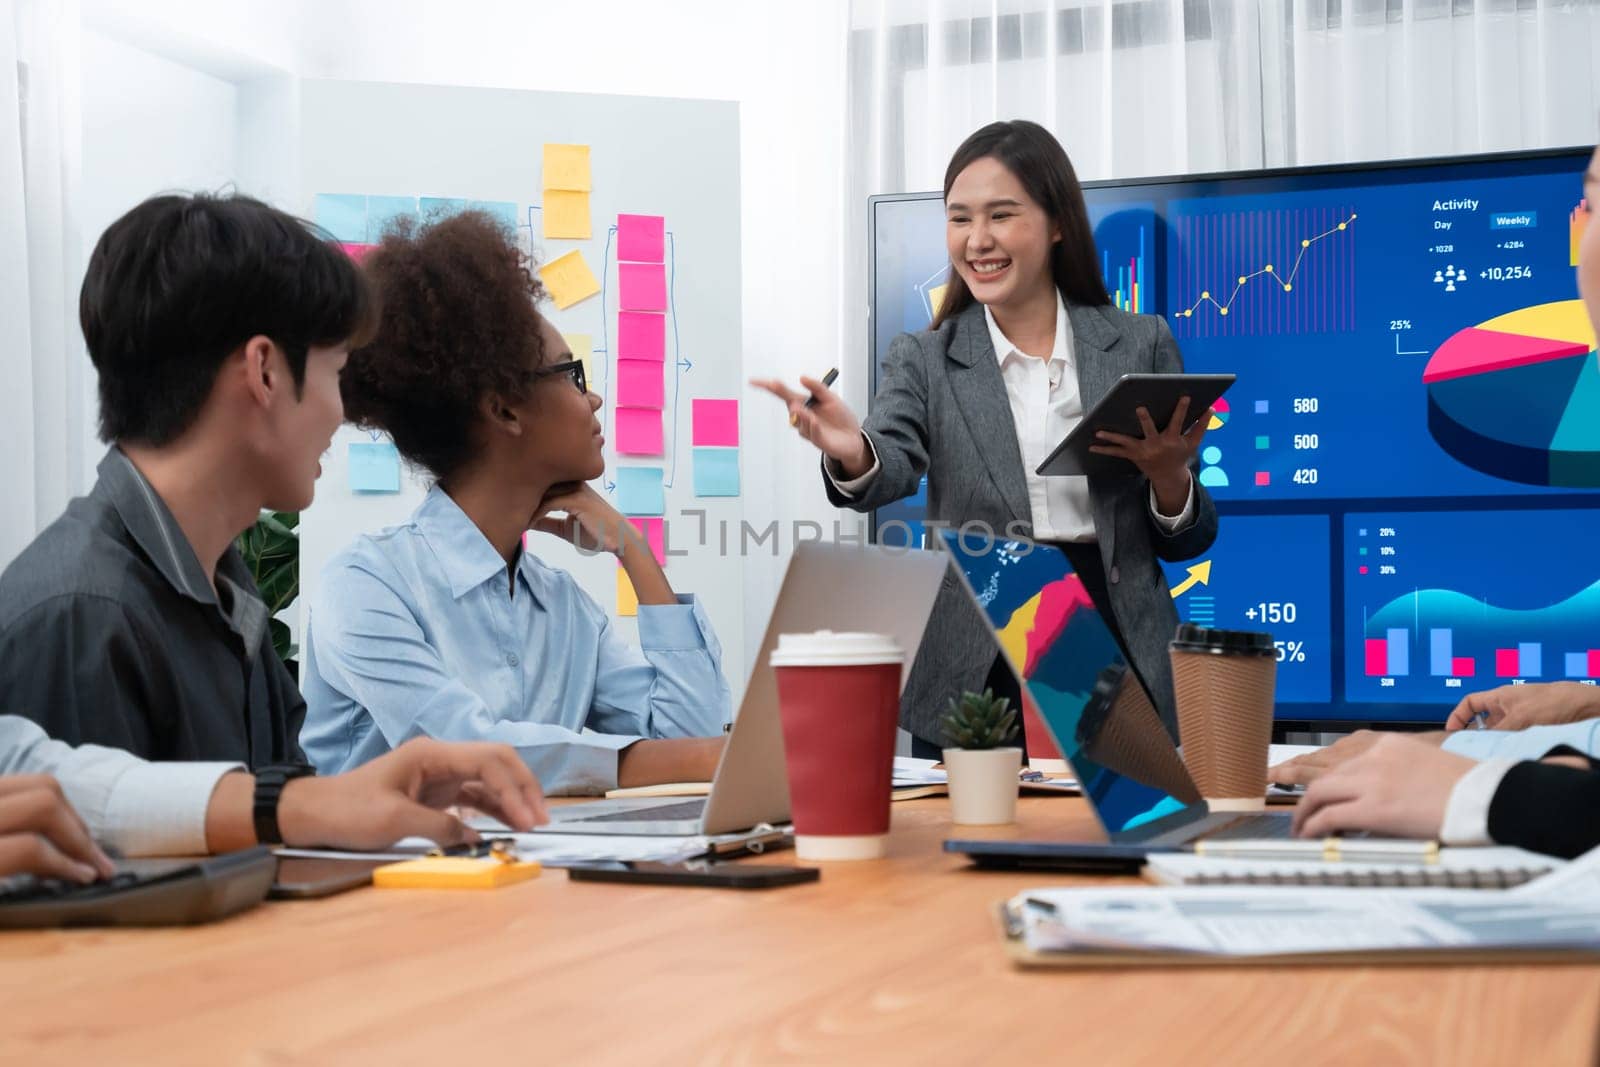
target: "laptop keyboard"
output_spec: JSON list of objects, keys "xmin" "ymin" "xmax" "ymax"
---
[
  {"xmin": 575, "ymin": 799, "xmax": 708, "ymax": 824},
  {"xmin": 1197, "ymin": 813, "xmax": 1296, "ymax": 841}
]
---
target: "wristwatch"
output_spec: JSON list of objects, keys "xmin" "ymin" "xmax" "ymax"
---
[{"xmin": 252, "ymin": 763, "xmax": 317, "ymax": 845}]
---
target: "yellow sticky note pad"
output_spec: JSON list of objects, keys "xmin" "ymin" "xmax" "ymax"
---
[
  {"xmin": 563, "ymin": 332, "xmax": 593, "ymax": 385},
  {"xmin": 539, "ymin": 250, "xmax": 601, "ymax": 309},
  {"xmin": 373, "ymin": 856, "xmax": 542, "ymax": 890},
  {"xmin": 617, "ymin": 568, "xmax": 638, "ymax": 617},
  {"xmin": 543, "ymin": 190, "xmax": 591, "ymax": 240},
  {"xmin": 543, "ymin": 143, "xmax": 592, "ymax": 192}
]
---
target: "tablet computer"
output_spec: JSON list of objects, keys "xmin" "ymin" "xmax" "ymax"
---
[{"xmin": 1036, "ymin": 372, "xmax": 1235, "ymax": 479}]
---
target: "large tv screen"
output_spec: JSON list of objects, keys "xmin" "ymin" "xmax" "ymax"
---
[{"xmin": 867, "ymin": 146, "xmax": 1600, "ymax": 727}]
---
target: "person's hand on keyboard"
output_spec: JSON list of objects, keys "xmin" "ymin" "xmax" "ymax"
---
[
  {"xmin": 272, "ymin": 739, "xmax": 550, "ymax": 850},
  {"xmin": 0, "ymin": 775, "xmax": 116, "ymax": 884},
  {"xmin": 1291, "ymin": 735, "xmax": 1474, "ymax": 840}
]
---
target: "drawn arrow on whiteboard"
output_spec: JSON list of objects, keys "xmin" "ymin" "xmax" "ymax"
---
[
  {"xmin": 678, "ymin": 358, "xmax": 692, "ymax": 371},
  {"xmin": 605, "ymin": 480, "xmax": 616, "ymax": 494}
]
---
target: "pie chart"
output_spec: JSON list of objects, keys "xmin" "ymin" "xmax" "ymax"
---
[
  {"xmin": 1207, "ymin": 396, "xmax": 1230, "ymax": 430},
  {"xmin": 1423, "ymin": 300, "xmax": 1600, "ymax": 487}
]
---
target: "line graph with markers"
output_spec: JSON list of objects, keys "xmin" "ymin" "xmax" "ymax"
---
[{"xmin": 1172, "ymin": 205, "xmax": 1358, "ymax": 339}]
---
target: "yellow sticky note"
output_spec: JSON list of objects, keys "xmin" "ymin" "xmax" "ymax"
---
[
  {"xmin": 543, "ymin": 144, "xmax": 592, "ymax": 192},
  {"xmin": 563, "ymin": 332, "xmax": 593, "ymax": 385},
  {"xmin": 543, "ymin": 190, "xmax": 591, "ymax": 240},
  {"xmin": 617, "ymin": 568, "xmax": 638, "ymax": 617},
  {"xmin": 539, "ymin": 250, "xmax": 601, "ymax": 309},
  {"xmin": 373, "ymin": 856, "xmax": 541, "ymax": 890}
]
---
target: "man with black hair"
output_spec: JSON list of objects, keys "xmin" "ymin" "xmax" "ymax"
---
[{"xmin": 0, "ymin": 193, "xmax": 374, "ymax": 766}]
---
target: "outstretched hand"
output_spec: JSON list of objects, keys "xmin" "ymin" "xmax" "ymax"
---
[{"xmin": 751, "ymin": 376, "xmax": 871, "ymax": 477}]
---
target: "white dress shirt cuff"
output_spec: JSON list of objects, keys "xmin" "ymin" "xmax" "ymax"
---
[
  {"xmin": 823, "ymin": 433, "xmax": 882, "ymax": 498},
  {"xmin": 1439, "ymin": 757, "xmax": 1518, "ymax": 846},
  {"xmin": 97, "ymin": 762, "xmax": 242, "ymax": 857},
  {"xmin": 1148, "ymin": 471, "xmax": 1196, "ymax": 532}
]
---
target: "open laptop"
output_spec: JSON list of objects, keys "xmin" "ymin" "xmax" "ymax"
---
[
  {"xmin": 535, "ymin": 541, "xmax": 949, "ymax": 836},
  {"xmin": 934, "ymin": 530, "xmax": 1301, "ymax": 863}
]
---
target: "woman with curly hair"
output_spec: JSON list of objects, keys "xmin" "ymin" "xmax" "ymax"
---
[{"xmin": 299, "ymin": 211, "xmax": 730, "ymax": 795}]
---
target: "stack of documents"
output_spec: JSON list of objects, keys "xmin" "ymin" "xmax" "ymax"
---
[{"xmin": 1001, "ymin": 844, "xmax": 1600, "ymax": 966}]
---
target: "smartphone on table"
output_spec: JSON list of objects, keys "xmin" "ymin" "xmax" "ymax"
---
[{"xmin": 567, "ymin": 859, "xmax": 819, "ymax": 889}]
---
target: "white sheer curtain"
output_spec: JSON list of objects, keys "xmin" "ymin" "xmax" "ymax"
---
[
  {"xmin": 0, "ymin": 0, "xmax": 84, "ymax": 568},
  {"xmin": 850, "ymin": 0, "xmax": 1600, "ymax": 193}
]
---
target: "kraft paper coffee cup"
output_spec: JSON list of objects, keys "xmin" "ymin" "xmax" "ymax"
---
[
  {"xmin": 770, "ymin": 631, "xmax": 904, "ymax": 860},
  {"xmin": 1169, "ymin": 624, "xmax": 1277, "ymax": 812}
]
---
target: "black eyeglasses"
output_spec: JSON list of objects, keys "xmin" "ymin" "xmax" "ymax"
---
[{"xmin": 534, "ymin": 359, "xmax": 587, "ymax": 395}]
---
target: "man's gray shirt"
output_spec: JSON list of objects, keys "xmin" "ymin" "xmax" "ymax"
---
[{"xmin": 0, "ymin": 449, "xmax": 306, "ymax": 767}]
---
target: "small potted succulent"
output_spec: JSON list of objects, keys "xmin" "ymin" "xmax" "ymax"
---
[{"xmin": 941, "ymin": 688, "xmax": 1022, "ymax": 825}]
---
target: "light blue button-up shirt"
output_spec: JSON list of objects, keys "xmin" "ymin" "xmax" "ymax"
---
[
  {"xmin": 1442, "ymin": 718, "xmax": 1600, "ymax": 761},
  {"xmin": 300, "ymin": 487, "xmax": 731, "ymax": 794}
]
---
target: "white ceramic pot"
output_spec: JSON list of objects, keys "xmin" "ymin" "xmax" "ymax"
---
[{"xmin": 943, "ymin": 747, "xmax": 1021, "ymax": 825}]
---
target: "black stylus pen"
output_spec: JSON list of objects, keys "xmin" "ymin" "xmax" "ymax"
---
[{"xmin": 803, "ymin": 367, "xmax": 839, "ymax": 409}]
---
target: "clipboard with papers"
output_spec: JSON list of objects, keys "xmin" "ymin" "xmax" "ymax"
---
[{"xmin": 995, "ymin": 844, "xmax": 1600, "ymax": 968}]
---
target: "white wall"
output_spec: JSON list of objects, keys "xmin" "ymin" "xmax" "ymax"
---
[
  {"xmin": 78, "ymin": 27, "xmax": 240, "ymax": 486},
  {"xmin": 76, "ymin": 0, "xmax": 852, "ymax": 681}
]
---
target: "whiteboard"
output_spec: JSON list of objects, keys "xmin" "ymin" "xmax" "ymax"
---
[{"xmin": 297, "ymin": 79, "xmax": 746, "ymax": 704}]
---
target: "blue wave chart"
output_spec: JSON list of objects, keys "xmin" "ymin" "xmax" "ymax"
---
[{"xmin": 1346, "ymin": 509, "xmax": 1600, "ymax": 705}]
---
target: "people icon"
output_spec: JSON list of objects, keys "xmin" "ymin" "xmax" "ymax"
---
[{"xmin": 1198, "ymin": 444, "xmax": 1229, "ymax": 488}]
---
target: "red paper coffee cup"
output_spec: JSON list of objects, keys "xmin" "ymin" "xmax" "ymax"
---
[{"xmin": 771, "ymin": 631, "xmax": 904, "ymax": 860}]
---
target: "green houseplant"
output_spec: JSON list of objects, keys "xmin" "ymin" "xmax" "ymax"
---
[
  {"xmin": 235, "ymin": 510, "xmax": 299, "ymax": 664},
  {"xmin": 941, "ymin": 688, "xmax": 1022, "ymax": 825}
]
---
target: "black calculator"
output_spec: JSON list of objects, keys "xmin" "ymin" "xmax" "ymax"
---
[{"xmin": 0, "ymin": 847, "xmax": 277, "ymax": 928}]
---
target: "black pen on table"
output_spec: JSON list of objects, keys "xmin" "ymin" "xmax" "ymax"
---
[{"xmin": 789, "ymin": 367, "xmax": 839, "ymax": 425}]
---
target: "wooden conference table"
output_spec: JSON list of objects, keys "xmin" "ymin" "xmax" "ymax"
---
[{"xmin": 2, "ymin": 796, "xmax": 1598, "ymax": 1065}]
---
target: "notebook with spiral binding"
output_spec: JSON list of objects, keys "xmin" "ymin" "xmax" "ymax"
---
[{"xmin": 1144, "ymin": 846, "xmax": 1561, "ymax": 889}]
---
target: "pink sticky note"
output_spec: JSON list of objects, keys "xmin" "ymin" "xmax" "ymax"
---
[
  {"xmin": 339, "ymin": 242, "xmax": 377, "ymax": 263},
  {"xmin": 618, "ymin": 263, "xmax": 667, "ymax": 311},
  {"xmin": 616, "ymin": 408, "xmax": 663, "ymax": 455},
  {"xmin": 692, "ymin": 399, "xmax": 739, "ymax": 447},
  {"xmin": 616, "ymin": 360, "xmax": 665, "ymax": 409},
  {"xmin": 617, "ymin": 214, "xmax": 665, "ymax": 262},
  {"xmin": 617, "ymin": 312, "xmax": 666, "ymax": 362},
  {"xmin": 628, "ymin": 517, "xmax": 666, "ymax": 565}
]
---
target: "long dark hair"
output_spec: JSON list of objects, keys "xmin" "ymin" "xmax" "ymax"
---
[{"xmin": 931, "ymin": 120, "xmax": 1109, "ymax": 329}]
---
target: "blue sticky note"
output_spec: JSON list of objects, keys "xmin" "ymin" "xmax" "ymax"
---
[
  {"xmin": 469, "ymin": 200, "xmax": 521, "ymax": 233},
  {"xmin": 693, "ymin": 448, "xmax": 740, "ymax": 497},
  {"xmin": 349, "ymin": 442, "xmax": 402, "ymax": 493},
  {"xmin": 366, "ymin": 196, "xmax": 418, "ymax": 242},
  {"xmin": 419, "ymin": 196, "xmax": 468, "ymax": 220},
  {"xmin": 615, "ymin": 466, "xmax": 666, "ymax": 516},
  {"xmin": 315, "ymin": 194, "xmax": 368, "ymax": 243}
]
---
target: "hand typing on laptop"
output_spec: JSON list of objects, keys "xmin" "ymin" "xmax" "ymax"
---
[
  {"xmin": 1269, "ymin": 729, "xmax": 1448, "ymax": 787},
  {"xmin": 1291, "ymin": 734, "xmax": 1475, "ymax": 839}
]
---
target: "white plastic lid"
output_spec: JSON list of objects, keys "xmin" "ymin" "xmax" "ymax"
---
[{"xmin": 768, "ymin": 630, "xmax": 904, "ymax": 668}]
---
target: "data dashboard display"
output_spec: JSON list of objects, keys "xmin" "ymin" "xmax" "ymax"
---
[{"xmin": 867, "ymin": 148, "xmax": 1600, "ymax": 723}]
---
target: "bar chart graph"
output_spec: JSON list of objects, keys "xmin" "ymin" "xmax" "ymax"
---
[
  {"xmin": 1103, "ymin": 226, "xmax": 1147, "ymax": 315},
  {"xmin": 1091, "ymin": 205, "xmax": 1160, "ymax": 320},
  {"xmin": 1345, "ymin": 509, "xmax": 1600, "ymax": 704}
]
